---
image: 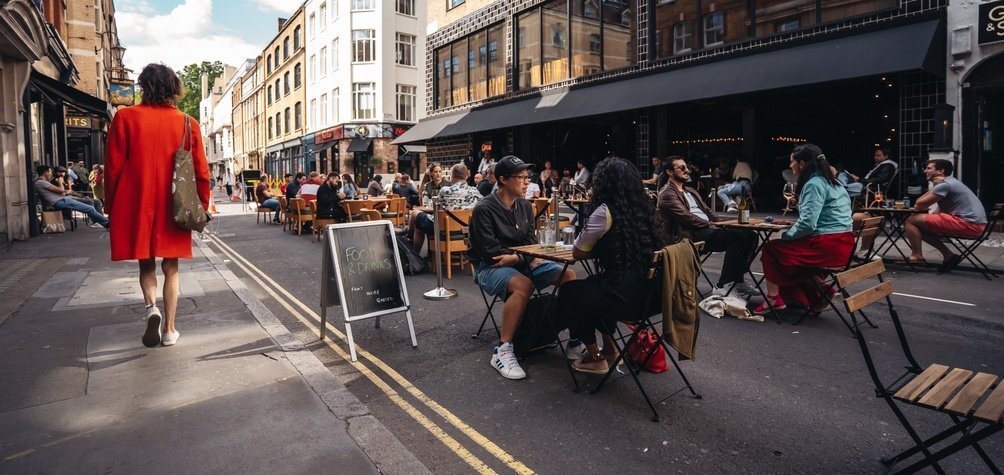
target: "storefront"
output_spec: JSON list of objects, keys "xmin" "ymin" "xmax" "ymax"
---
[
  {"xmin": 265, "ymin": 137, "xmax": 302, "ymax": 177},
  {"xmin": 947, "ymin": 0, "xmax": 1004, "ymax": 206}
]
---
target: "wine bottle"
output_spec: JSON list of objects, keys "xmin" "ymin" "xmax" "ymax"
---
[{"xmin": 737, "ymin": 193, "xmax": 750, "ymax": 224}]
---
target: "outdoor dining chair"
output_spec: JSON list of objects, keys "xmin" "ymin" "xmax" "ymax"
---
[
  {"xmin": 428, "ymin": 208, "xmax": 472, "ymax": 280},
  {"xmin": 288, "ymin": 198, "xmax": 314, "ymax": 236},
  {"xmin": 840, "ymin": 260, "xmax": 1003, "ymax": 474},
  {"xmin": 310, "ymin": 200, "xmax": 337, "ymax": 243},
  {"xmin": 936, "ymin": 203, "xmax": 1002, "ymax": 280},
  {"xmin": 278, "ymin": 196, "xmax": 290, "ymax": 232},
  {"xmin": 341, "ymin": 200, "xmax": 368, "ymax": 222}
]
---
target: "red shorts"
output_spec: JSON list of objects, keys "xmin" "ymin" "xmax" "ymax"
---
[{"xmin": 924, "ymin": 213, "xmax": 985, "ymax": 237}]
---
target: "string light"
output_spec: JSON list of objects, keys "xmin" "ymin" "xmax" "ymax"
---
[
  {"xmin": 771, "ymin": 136, "xmax": 808, "ymax": 143},
  {"xmin": 670, "ymin": 137, "xmax": 743, "ymax": 145}
]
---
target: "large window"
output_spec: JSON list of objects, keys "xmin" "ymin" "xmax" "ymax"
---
[
  {"xmin": 309, "ymin": 13, "xmax": 316, "ymax": 39},
  {"xmin": 283, "ymin": 36, "xmax": 290, "ymax": 59},
  {"xmin": 283, "ymin": 71, "xmax": 290, "ymax": 95},
  {"xmin": 320, "ymin": 47, "xmax": 327, "ymax": 76},
  {"xmin": 448, "ymin": 0, "xmax": 464, "ymax": 9},
  {"xmin": 268, "ymin": 117, "xmax": 273, "ymax": 139},
  {"xmin": 276, "ymin": 113, "xmax": 282, "ymax": 135},
  {"xmin": 332, "ymin": 88, "xmax": 340, "ymax": 123},
  {"xmin": 542, "ymin": 0, "xmax": 569, "ymax": 84},
  {"xmin": 673, "ymin": 21, "xmax": 694, "ymax": 54},
  {"xmin": 320, "ymin": 93, "xmax": 328, "ymax": 124},
  {"xmin": 572, "ymin": 0, "xmax": 601, "ymax": 78},
  {"xmin": 516, "ymin": 9, "xmax": 541, "ymax": 89},
  {"xmin": 294, "ymin": 102, "xmax": 302, "ymax": 130},
  {"xmin": 284, "ymin": 108, "xmax": 290, "ymax": 134},
  {"xmin": 352, "ymin": 0, "xmax": 374, "ymax": 10},
  {"xmin": 294, "ymin": 26, "xmax": 302, "ymax": 50},
  {"xmin": 352, "ymin": 83, "xmax": 376, "ymax": 120},
  {"xmin": 396, "ymin": 33, "xmax": 415, "ymax": 66},
  {"xmin": 267, "ymin": 85, "xmax": 273, "ymax": 104},
  {"xmin": 434, "ymin": 24, "xmax": 506, "ymax": 109},
  {"xmin": 294, "ymin": 63, "xmax": 302, "ymax": 88},
  {"xmin": 274, "ymin": 79, "xmax": 280, "ymax": 98},
  {"xmin": 332, "ymin": 38, "xmax": 339, "ymax": 70},
  {"xmin": 602, "ymin": 0, "xmax": 635, "ymax": 70},
  {"xmin": 396, "ymin": 0, "xmax": 414, "ymax": 15},
  {"xmin": 704, "ymin": 11, "xmax": 724, "ymax": 46},
  {"xmin": 310, "ymin": 55, "xmax": 317, "ymax": 81},
  {"xmin": 396, "ymin": 85, "xmax": 416, "ymax": 122},
  {"xmin": 352, "ymin": 30, "xmax": 376, "ymax": 63},
  {"xmin": 319, "ymin": 2, "xmax": 327, "ymax": 26},
  {"xmin": 310, "ymin": 99, "xmax": 317, "ymax": 128},
  {"xmin": 267, "ymin": 55, "xmax": 272, "ymax": 74},
  {"xmin": 274, "ymin": 47, "xmax": 280, "ymax": 67}
]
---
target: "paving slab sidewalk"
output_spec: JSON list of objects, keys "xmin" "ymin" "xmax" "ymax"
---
[{"xmin": 0, "ymin": 226, "xmax": 428, "ymax": 474}]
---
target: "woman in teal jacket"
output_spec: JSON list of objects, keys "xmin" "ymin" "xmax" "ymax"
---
[{"xmin": 755, "ymin": 144, "xmax": 854, "ymax": 315}]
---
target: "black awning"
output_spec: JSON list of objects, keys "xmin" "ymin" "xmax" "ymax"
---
[
  {"xmin": 347, "ymin": 137, "xmax": 373, "ymax": 152},
  {"xmin": 313, "ymin": 141, "xmax": 337, "ymax": 153},
  {"xmin": 435, "ymin": 19, "xmax": 943, "ymax": 138},
  {"xmin": 30, "ymin": 72, "xmax": 111, "ymax": 119},
  {"xmin": 390, "ymin": 110, "xmax": 469, "ymax": 144}
]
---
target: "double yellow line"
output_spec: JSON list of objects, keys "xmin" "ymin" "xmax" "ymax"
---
[{"xmin": 206, "ymin": 235, "xmax": 532, "ymax": 475}]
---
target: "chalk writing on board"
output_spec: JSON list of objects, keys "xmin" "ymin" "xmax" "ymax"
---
[{"xmin": 344, "ymin": 246, "xmax": 392, "ymax": 275}]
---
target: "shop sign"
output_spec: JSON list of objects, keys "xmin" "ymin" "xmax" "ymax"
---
[
  {"xmin": 66, "ymin": 116, "xmax": 91, "ymax": 128},
  {"xmin": 109, "ymin": 81, "xmax": 135, "ymax": 106},
  {"xmin": 316, "ymin": 125, "xmax": 344, "ymax": 143},
  {"xmin": 979, "ymin": 0, "xmax": 1004, "ymax": 45}
]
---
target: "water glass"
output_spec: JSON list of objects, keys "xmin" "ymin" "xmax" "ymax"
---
[{"xmin": 538, "ymin": 227, "xmax": 553, "ymax": 248}]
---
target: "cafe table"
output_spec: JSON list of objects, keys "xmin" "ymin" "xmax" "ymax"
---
[
  {"xmin": 854, "ymin": 207, "xmax": 926, "ymax": 271},
  {"xmin": 715, "ymin": 218, "xmax": 793, "ymax": 322},
  {"xmin": 510, "ymin": 243, "xmax": 588, "ymax": 391}
]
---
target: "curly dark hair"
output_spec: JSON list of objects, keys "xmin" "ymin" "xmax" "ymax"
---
[
  {"xmin": 792, "ymin": 143, "xmax": 839, "ymax": 195},
  {"xmin": 137, "ymin": 63, "xmax": 183, "ymax": 105},
  {"xmin": 588, "ymin": 157, "xmax": 668, "ymax": 273}
]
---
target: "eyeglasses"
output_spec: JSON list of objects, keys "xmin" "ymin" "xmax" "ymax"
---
[
  {"xmin": 674, "ymin": 165, "xmax": 689, "ymax": 171},
  {"xmin": 509, "ymin": 174, "xmax": 531, "ymax": 181}
]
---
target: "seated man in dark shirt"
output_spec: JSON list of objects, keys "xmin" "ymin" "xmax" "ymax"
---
[
  {"xmin": 35, "ymin": 165, "xmax": 108, "ymax": 228},
  {"xmin": 285, "ymin": 172, "xmax": 305, "ymax": 201},
  {"xmin": 468, "ymin": 156, "xmax": 576, "ymax": 380},
  {"xmin": 657, "ymin": 157, "xmax": 758, "ymax": 296},
  {"xmin": 316, "ymin": 173, "xmax": 348, "ymax": 222},
  {"xmin": 255, "ymin": 174, "xmax": 281, "ymax": 223}
]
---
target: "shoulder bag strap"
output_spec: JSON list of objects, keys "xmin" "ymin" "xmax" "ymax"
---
[{"xmin": 181, "ymin": 115, "xmax": 192, "ymax": 152}]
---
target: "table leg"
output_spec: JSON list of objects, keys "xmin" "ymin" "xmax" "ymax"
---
[{"xmin": 874, "ymin": 214, "xmax": 916, "ymax": 271}]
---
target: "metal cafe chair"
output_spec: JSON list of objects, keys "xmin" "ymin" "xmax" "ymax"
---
[
  {"xmin": 840, "ymin": 260, "xmax": 1003, "ymax": 474},
  {"xmin": 589, "ymin": 249, "xmax": 702, "ymax": 422},
  {"xmin": 937, "ymin": 203, "xmax": 1002, "ymax": 280}
]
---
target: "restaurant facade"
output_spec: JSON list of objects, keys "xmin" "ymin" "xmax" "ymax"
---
[{"xmin": 396, "ymin": 0, "xmax": 951, "ymax": 208}]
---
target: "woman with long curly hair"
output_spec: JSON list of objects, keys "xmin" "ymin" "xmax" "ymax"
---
[
  {"xmin": 559, "ymin": 156, "xmax": 668, "ymax": 374},
  {"xmin": 755, "ymin": 143, "xmax": 853, "ymax": 315}
]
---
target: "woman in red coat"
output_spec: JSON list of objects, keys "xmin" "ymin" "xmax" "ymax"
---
[{"xmin": 105, "ymin": 64, "xmax": 210, "ymax": 348}]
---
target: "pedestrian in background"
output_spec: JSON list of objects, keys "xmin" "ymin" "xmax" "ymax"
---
[
  {"xmin": 89, "ymin": 164, "xmax": 105, "ymax": 201},
  {"xmin": 223, "ymin": 170, "xmax": 234, "ymax": 198},
  {"xmin": 105, "ymin": 63, "xmax": 211, "ymax": 348}
]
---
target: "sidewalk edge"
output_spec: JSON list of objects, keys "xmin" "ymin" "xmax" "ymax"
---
[{"xmin": 197, "ymin": 239, "xmax": 431, "ymax": 475}]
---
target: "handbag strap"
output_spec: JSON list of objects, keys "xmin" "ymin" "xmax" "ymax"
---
[{"xmin": 180, "ymin": 115, "xmax": 191, "ymax": 152}]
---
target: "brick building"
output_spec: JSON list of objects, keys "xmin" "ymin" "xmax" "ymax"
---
[
  {"xmin": 397, "ymin": 0, "xmax": 951, "ymax": 209},
  {"xmin": 263, "ymin": 8, "xmax": 308, "ymax": 176}
]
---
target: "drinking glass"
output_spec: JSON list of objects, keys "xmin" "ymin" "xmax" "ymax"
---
[{"xmin": 782, "ymin": 183, "xmax": 796, "ymax": 216}]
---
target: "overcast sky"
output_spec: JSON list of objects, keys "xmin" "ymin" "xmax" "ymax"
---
[{"xmin": 116, "ymin": 0, "xmax": 299, "ymax": 75}]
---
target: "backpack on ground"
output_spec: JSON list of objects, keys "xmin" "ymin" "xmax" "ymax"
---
[
  {"xmin": 513, "ymin": 294, "xmax": 572, "ymax": 357},
  {"xmin": 396, "ymin": 236, "xmax": 426, "ymax": 275}
]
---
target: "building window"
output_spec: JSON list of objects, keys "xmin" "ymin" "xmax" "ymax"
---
[
  {"xmin": 588, "ymin": 33, "xmax": 601, "ymax": 53},
  {"xmin": 332, "ymin": 88, "xmax": 339, "ymax": 123},
  {"xmin": 435, "ymin": 23, "xmax": 505, "ymax": 109},
  {"xmin": 352, "ymin": 0, "xmax": 374, "ymax": 11},
  {"xmin": 331, "ymin": 0, "xmax": 339, "ymax": 20},
  {"xmin": 704, "ymin": 11, "xmax": 724, "ymax": 46},
  {"xmin": 332, "ymin": 38, "xmax": 339, "ymax": 70},
  {"xmin": 396, "ymin": 33, "xmax": 415, "ymax": 66},
  {"xmin": 268, "ymin": 117, "xmax": 273, "ymax": 139},
  {"xmin": 673, "ymin": 21, "xmax": 693, "ymax": 54},
  {"xmin": 352, "ymin": 83, "xmax": 376, "ymax": 120},
  {"xmin": 284, "ymin": 71, "xmax": 291, "ymax": 95},
  {"xmin": 352, "ymin": 30, "xmax": 376, "ymax": 63},
  {"xmin": 583, "ymin": 0, "xmax": 598, "ymax": 19},
  {"xmin": 776, "ymin": 18, "xmax": 800, "ymax": 32},
  {"xmin": 309, "ymin": 13, "xmax": 316, "ymax": 39},
  {"xmin": 448, "ymin": 0, "xmax": 464, "ymax": 9},
  {"xmin": 283, "ymin": 109, "xmax": 290, "ymax": 134},
  {"xmin": 267, "ymin": 85, "xmax": 273, "ymax": 104},
  {"xmin": 516, "ymin": 9, "xmax": 540, "ymax": 89},
  {"xmin": 396, "ymin": 0, "xmax": 414, "ymax": 15},
  {"xmin": 274, "ymin": 47, "xmax": 280, "ymax": 67},
  {"xmin": 266, "ymin": 55, "xmax": 272, "ymax": 74},
  {"xmin": 294, "ymin": 102, "xmax": 302, "ymax": 130},
  {"xmin": 320, "ymin": 47, "xmax": 327, "ymax": 76},
  {"xmin": 551, "ymin": 24, "xmax": 566, "ymax": 48},
  {"xmin": 310, "ymin": 55, "xmax": 317, "ymax": 81},
  {"xmin": 396, "ymin": 85, "xmax": 416, "ymax": 122},
  {"xmin": 320, "ymin": 93, "xmax": 328, "ymax": 124},
  {"xmin": 319, "ymin": 2, "xmax": 327, "ymax": 26},
  {"xmin": 294, "ymin": 63, "xmax": 302, "ymax": 88},
  {"xmin": 283, "ymin": 36, "xmax": 290, "ymax": 59},
  {"xmin": 294, "ymin": 26, "xmax": 302, "ymax": 50},
  {"xmin": 310, "ymin": 99, "xmax": 317, "ymax": 128}
]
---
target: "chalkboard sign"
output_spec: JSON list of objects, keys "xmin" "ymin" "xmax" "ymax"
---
[
  {"xmin": 320, "ymin": 220, "xmax": 416, "ymax": 361},
  {"xmin": 241, "ymin": 169, "xmax": 262, "ymax": 182}
]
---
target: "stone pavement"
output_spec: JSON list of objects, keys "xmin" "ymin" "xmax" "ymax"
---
[{"xmin": 0, "ymin": 225, "xmax": 428, "ymax": 474}]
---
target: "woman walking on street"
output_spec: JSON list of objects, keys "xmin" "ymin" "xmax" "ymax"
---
[{"xmin": 105, "ymin": 63, "xmax": 211, "ymax": 348}]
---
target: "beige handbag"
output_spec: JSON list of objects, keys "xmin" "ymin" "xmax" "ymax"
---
[
  {"xmin": 172, "ymin": 115, "xmax": 209, "ymax": 232},
  {"xmin": 41, "ymin": 210, "xmax": 66, "ymax": 233}
]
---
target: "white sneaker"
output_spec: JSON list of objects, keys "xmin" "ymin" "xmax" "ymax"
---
[
  {"xmin": 566, "ymin": 342, "xmax": 588, "ymax": 360},
  {"xmin": 734, "ymin": 280, "xmax": 762, "ymax": 297},
  {"xmin": 725, "ymin": 203, "xmax": 738, "ymax": 214},
  {"xmin": 710, "ymin": 285, "xmax": 732, "ymax": 297},
  {"xmin": 142, "ymin": 306, "xmax": 162, "ymax": 348},
  {"xmin": 491, "ymin": 343, "xmax": 526, "ymax": 380},
  {"xmin": 89, "ymin": 222, "xmax": 104, "ymax": 229},
  {"xmin": 162, "ymin": 330, "xmax": 180, "ymax": 347}
]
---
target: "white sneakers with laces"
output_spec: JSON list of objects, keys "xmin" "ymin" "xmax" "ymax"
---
[
  {"xmin": 491, "ymin": 342, "xmax": 526, "ymax": 380},
  {"xmin": 142, "ymin": 305, "xmax": 162, "ymax": 348}
]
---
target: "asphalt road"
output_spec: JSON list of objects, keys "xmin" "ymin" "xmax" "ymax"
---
[{"xmin": 206, "ymin": 206, "xmax": 1004, "ymax": 474}]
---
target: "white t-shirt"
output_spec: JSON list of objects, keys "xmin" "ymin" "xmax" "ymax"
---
[
  {"xmin": 683, "ymin": 192, "xmax": 710, "ymax": 222},
  {"xmin": 524, "ymin": 182, "xmax": 541, "ymax": 199}
]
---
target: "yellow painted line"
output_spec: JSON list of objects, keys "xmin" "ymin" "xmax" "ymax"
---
[
  {"xmin": 208, "ymin": 235, "xmax": 508, "ymax": 475},
  {"xmin": 4, "ymin": 429, "xmax": 98, "ymax": 461}
]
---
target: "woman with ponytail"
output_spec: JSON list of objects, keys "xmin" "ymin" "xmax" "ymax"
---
[{"xmin": 755, "ymin": 144, "xmax": 853, "ymax": 315}]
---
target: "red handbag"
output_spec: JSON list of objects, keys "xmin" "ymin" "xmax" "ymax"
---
[{"xmin": 625, "ymin": 324, "xmax": 669, "ymax": 373}]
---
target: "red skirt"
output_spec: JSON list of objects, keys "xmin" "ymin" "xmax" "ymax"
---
[{"xmin": 760, "ymin": 232, "xmax": 855, "ymax": 307}]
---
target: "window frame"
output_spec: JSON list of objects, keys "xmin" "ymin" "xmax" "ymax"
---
[
  {"xmin": 396, "ymin": 0, "xmax": 415, "ymax": 16},
  {"xmin": 395, "ymin": 32, "xmax": 416, "ymax": 66},
  {"xmin": 294, "ymin": 63, "xmax": 302, "ymax": 89},
  {"xmin": 294, "ymin": 26, "xmax": 302, "ymax": 50},
  {"xmin": 283, "ymin": 36, "xmax": 290, "ymax": 59},
  {"xmin": 294, "ymin": 102, "xmax": 302, "ymax": 130},
  {"xmin": 673, "ymin": 20, "xmax": 694, "ymax": 54},
  {"xmin": 320, "ymin": 46, "xmax": 328, "ymax": 77},
  {"xmin": 395, "ymin": 84, "xmax": 416, "ymax": 122},
  {"xmin": 447, "ymin": 0, "xmax": 465, "ymax": 10},
  {"xmin": 703, "ymin": 11, "xmax": 724, "ymax": 47},
  {"xmin": 351, "ymin": 0, "xmax": 375, "ymax": 11},
  {"xmin": 352, "ymin": 29, "xmax": 376, "ymax": 63},
  {"xmin": 283, "ymin": 71, "xmax": 291, "ymax": 95},
  {"xmin": 352, "ymin": 82, "xmax": 376, "ymax": 120}
]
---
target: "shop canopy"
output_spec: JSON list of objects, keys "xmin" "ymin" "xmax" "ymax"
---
[
  {"xmin": 347, "ymin": 137, "xmax": 373, "ymax": 152},
  {"xmin": 393, "ymin": 19, "xmax": 943, "ymax": 144},
  {"xmin": 30, "ymin": 72, "xmax": 111, "ymax": 119}
]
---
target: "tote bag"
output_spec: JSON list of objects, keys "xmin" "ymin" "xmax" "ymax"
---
[
  {"xmin": 41, "ymin": 210, "xmax": 66, "ymax": 233},
  {"xmin": 172, "ymin": 116, "xmax": 209, "ymax": 232}
]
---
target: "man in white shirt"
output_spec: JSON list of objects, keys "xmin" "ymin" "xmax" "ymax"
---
[{"xmin": 573, "ymin": 160, "xmax": 590, "ymax": 188}]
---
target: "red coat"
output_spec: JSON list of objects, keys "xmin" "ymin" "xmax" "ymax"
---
[{"xmin": 105, "ymin": 104, "xmax": 210, "ymax": 261}]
